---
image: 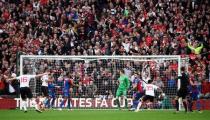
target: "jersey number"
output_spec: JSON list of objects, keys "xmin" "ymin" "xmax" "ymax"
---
[
  {"xmin": 20, "ymin": 77, "xmax": 28, "ymax": 83},
  {"xmin": 146, "ymin": 86, "xmax": 153, "ymax": 91}
]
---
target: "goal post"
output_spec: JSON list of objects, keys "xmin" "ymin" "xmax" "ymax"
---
[{"xmin": 19, "ymin": 55, "xmax": 186, "ymax": 109}]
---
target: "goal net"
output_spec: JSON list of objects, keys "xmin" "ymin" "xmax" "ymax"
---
[{"xmin": 19, "ymin": 55, "xmax": 188, "ymax": 109}]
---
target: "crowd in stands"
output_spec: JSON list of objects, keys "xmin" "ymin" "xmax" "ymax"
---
[{"xmin": 0, "ymin": 0, "xmax": 210, "ymax": 98}]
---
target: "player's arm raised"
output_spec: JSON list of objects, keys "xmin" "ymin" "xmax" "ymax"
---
[
  {"xmin": 5, "ymin": 74, "xmax": 19, "ymax": 82},
  {"xmin": 6, "ymin": 77, "xmax": 17, "ymax": 82},
  {"xmin": 35, "ymin": 72, "xmax": 50, "ymax": 78}
]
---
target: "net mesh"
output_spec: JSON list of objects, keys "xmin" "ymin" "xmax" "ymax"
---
[{"xmin": 20, "ymin": 56, "xmax": 188, "ymax": 109}]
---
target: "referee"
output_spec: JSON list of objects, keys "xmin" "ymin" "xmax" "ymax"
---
[{"xmin": 175, "ymin": 67, "xmax": 189, "ymax": 112}]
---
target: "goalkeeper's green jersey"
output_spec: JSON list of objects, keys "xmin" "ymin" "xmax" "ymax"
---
[{"xmin": 118, "ymin": 74, "xmax": 130, "ymax": 90}]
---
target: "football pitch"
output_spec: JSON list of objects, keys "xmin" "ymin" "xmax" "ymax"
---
[{"xmin": 0, "ymin": 109, "xmax": 209, "ymax": 120}]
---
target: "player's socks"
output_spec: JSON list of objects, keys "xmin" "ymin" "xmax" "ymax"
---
[
  {"xmin": 188, "ymin": 102, "xmax": 192, "ymax": 112},
  {"xmin": 23, "ymin": 101, "xmax": 27, "ymax": 112},
  {"xmin": 44, "ymin": 98, "xmax": 49, "ymax": 107},
  {"xmin": 51, "ymin": 98, "xmax": 55, "ymax": 108},
  {"xmin": 125, "ymin": 99, "xmax": 128, "ymax": 109},
  {"xmin": 60, "ymin": 99, "xmax": 66, "ymax": 108},
  {"xmin": 20, "ymin": 100, "xmax": 23, "ymax": 110},
  {"xmin": 34, "ymin": 104, "xmax": 42, "ymax": 113},
  {"xmin": 196, "ymin": 100, "xmax": 201, "ymax": 111},
  {"xmin": 183, "ymin": 101, "xmax": 187, "ymax": 112},
  {"xmin": 132, "ymin": 100, "xmax": 139, "ymax": 109},
  {"xmin": 44, "ymin": 98, "xmax": 49, "ymax": 108},
  {"xmin": 67, "ymin": 98, "xmax": 71, "ymax": 109},
  {"xmin": 135, "ymin": 101, "xmax": 142, "ymax": 112},
  {"xmin": 175, "ymin": 100, "xmax": 179, "ymax": 111},
  {"xmin": 188, "ymin": 99, "xmax": 193, "ymax": 112},
  {"xmin": 116, "ymin": 99, "xmax": 120, "ymax": 109},
  {"xmin": 35, "ymin": 104, "xmax": 38, "ymax": 110}
]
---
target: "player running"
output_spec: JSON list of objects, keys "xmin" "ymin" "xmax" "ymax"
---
[
  {"xmin": 115, "ymin": 69, "xmax": 130, "ymax": 110},
  {"xmin": 129, "ymin": 72, "xmax": 144, "ymax": 111},
  {"xmin": 135, "ymin": 79, "xmax": 163, "ymax": 112},
  {"xmin": 7, "ymin": 71, "xmax": 49, "ymax": 113}
]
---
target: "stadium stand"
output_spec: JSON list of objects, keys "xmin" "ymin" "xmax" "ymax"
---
[{"xmin": 0, "ymin": 0, "xmax": 209, "ymax": 107}]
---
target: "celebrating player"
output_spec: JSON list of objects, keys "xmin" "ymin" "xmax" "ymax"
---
[
  {"xmin": 7, "ymin": 71, "xmax": 49, "ymax": 113},
  {"xmin": 47, "ymin": 75, "xmax": 57, "ymax": 108},
  {"xmin": 59, "ymin": 72, "xmax": 78, "ymax": 110},
  {"xmin": 33, "ymin": 94, "xmax": 45, "ymax": 113},
  {"xmin": 142, "ymin": 63, "xmax": 151, "ymax": 85},
  {"xmin": 40, "ymin": 69, "xmax": 52, "ymax": 108},
  {"xmin": 175, "ymin": 67, "xmax": 189, "ymax": 113},
  {"xmin": 115, "ymin": 69, "xmax": 130, "ymax": 110},
  {"xmin": 135, "ymin": 79, "xmax": 163, "ymax": 112},
  {"xmin": 129, "ymin": 72, "xmax": 144, "ymax": 111}
]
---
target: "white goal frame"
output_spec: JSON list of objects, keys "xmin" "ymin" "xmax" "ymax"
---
[{"xmin": 19, "ymin": 55, "xmax": 184, "ymax": 109}]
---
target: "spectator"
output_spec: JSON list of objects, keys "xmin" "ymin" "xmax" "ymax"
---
[
  {"xmin": 153, "ymin": 77, "xmax": 164, "ymax": 89},
  {"xmin": 87, "ymin": 81, "xmax": 97, "ymax": 98},
  {"xmin": 188, "ymin": 41, "xmax": 204, "ymax": 54},
  {"xmin": 201, "ymin": 79, "xmax": 210, "ymax": 96},
  {"xmin": 0, "ymin": 74, "xmax": 6, "ymax": 95},
  {"xmin": 0, "ymin": 0, "xmax": 209, "ymax": 98},
  {"xmin": 167, "ymin": 76, "xmax": 176, "ymax": 88}
]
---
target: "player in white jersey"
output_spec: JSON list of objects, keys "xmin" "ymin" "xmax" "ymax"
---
[
  {"xmin": 40, "ymin": 69, "xmax": 52, "ymax": 108},
  {"xmin": 141, "ymin": 63, "xmax": 151, "ymax": 86},
  {"xmin": 7, "ymin": 72, "xmax": 49, "ymax": 113},
  {"xmin": 135, "ymin": 79, "xmax": 163, "ymax": 112}
]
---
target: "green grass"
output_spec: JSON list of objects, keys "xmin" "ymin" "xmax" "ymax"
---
[{"xmin": 0, "ymin": 109, "xmax": 210, "ymax": 120}]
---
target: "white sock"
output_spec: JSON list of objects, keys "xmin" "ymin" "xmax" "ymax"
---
[
  {"xmin": 23, "ymin": 101, "xmax": 27, "ymax": 111},
  {"xmin": 20, "ymin": 100, "xmax": 23, "ymax": 110},
  {"xmin": 136, "ymin": 101, "xmax": 142, "ymax": 111},
  {"xmin": 35, "ymin": 104, "xmax": 39, "ymax": 110}
]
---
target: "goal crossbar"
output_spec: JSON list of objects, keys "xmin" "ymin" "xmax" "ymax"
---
[{"xmin": 20, "ymin": 55, "xmax": 182, "ymax": 75}]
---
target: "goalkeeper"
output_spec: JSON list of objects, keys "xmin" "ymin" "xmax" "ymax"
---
[{"xmin": 115, "ymin": 69, "xmax": 130, "ymax": 110}]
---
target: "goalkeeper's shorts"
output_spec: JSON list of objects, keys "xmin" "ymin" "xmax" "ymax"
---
[{"xmin": 116, "ymin": 88, "xmax": 127, "ymax": 97}]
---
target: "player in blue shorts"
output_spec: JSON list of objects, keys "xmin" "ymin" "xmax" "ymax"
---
[
  {"xmin": 59, "ymin": 73, "xmax": 78, "ymax": 110},
  {"xmin": 188, "ymin": 78, "xmax": 202, "ymax": 112},
  {"xmin": 130, "ymin": 72, "xmax": 144, "ymax": 111},
  {"xmin": 47, "ymin": 80, "xmax": 56, "ymax": 108}
]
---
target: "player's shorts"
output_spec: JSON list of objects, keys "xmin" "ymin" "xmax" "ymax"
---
[
  {"xmin": 63, "ymin": 89, "xmax": 70, "ymax": 97},
  {"xmin": 41, "ymin": 86, "xmax": 48, "ymax": 97},
  {"xmin": 49, "ymin": 93, "xmax": 56, "ymax": 98},
  {"xmin": 191, "ymin": 92, "xmax": 199, "ymax": 100},
  {"xmin": 142, "ymin": 95, "xmax": 154, "ymax": 102},
  {"xmin": 116, "ymin": 88, "xmax": 127, "ymax": 97},
  {"xmin": 177, "ymin": 88, "xmax": 188, "ymax": 99},
  {"xmin": 20, "ymin": 87, "xmax": 33, "ymax": 100},
  {"xmin": 133, "ymin": 92, "xmax": 144, "ymax": 101}
]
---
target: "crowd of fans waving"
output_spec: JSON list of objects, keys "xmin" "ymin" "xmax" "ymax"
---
[{"xmin": 0, "ymin": 0, "xmax": 210, "ymax": 98}]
